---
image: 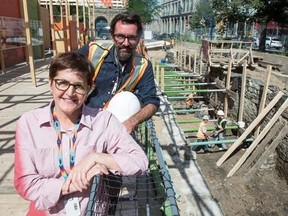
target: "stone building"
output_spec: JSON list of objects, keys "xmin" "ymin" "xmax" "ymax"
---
[{"xmin": 159, "ymin": 0, "xmax": 198, "ymax": 36}]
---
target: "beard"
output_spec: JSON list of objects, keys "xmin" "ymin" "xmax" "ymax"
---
[{"xmin": 116, "ymin": 45, "xmax": 134, "ymax": 62}]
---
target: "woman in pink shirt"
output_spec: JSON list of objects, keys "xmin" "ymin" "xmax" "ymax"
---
[{"xmin": 14, "ymin": 52, "xmax": 148, "ymax": 215}]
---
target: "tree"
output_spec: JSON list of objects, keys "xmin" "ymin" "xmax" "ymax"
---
[
  {"xmin": 189, "ymin": 0, "xmax": 215, "ymax": 39},
  {"xmin": 127, "ymin": 0, "xmax": 160, "ymax": 24},
  {"xmin": 250, "ymin": 0, "xmax": 288, "ymax": 51},
  {"xmin": 190, "ymin": 0, "xmax": 213, "ymax": 29},
  {"xmin": 211, "ymin": 0, "xmax": 252, "ymax": 37},
  {"xmin": 211, "ymin": 0, "xmax": 288, "ymax": 51}
]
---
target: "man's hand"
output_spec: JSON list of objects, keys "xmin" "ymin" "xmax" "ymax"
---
[{"xmin": 123, "ymin": 118, "xmax": 137, "ymax": 134}]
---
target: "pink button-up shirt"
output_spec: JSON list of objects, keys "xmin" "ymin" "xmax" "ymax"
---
[{"xmin": 14, "ymin": 102, "xmax": 148, "ymax": 215}]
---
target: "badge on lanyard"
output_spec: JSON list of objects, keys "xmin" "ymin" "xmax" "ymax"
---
[{"xmin": 65, "ymin": 197, "xmax": 81, "ymax": 216}]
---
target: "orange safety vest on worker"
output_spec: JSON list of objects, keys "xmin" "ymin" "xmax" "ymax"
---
[
  {"xmin": 170, "ymin": 38, "xmax": 175, "ymax": 48},
  {"xmin": 88, "ymin": 42, "xmax": 149, "ymax": 102},
  {"xmin": 196, "ymin": 121, "xmax": 207, "ymax": 140}
]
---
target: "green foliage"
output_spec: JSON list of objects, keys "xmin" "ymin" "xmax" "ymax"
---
[
  {"xmin": 190, "ymin": 0, "xmax": 213, "ymax": 29},
  {"xmin": 251, "ymin": 0, "xmax": 288, "ymax": 27},
  {"xmin": 127, "ymin": 0, "xmax": 160, "ymax": 24},
  {"xmin": 211, "ymin": 0, "xmax": 288, "ymax": 27},
  {"xmin": 211, "ymin": 0, "xmax": 251, "ymax": 24}
]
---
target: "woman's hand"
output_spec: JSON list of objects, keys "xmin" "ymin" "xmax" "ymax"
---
[{"xmin": 62, "ymin": 153, "xmax": 109, "ymax": 193}]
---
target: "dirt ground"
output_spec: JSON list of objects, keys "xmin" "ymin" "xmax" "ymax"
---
[
  {"xmin": 148, "ymin": 48, "xmax": 288, "ymax": 216},
  {"xmin": 195, "ymin": 149, "xmax": 288, "ymax": 216}
]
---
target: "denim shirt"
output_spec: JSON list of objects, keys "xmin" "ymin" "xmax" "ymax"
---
[{"xmin": 79, "ymin": 45, "xmax": 160, "ymax": 109}]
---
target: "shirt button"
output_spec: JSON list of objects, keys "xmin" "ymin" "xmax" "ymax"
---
[
  {"xmin": 108, "ymin": 91, "xmax": 110, "ymax": 94},
  {"xmin": 112, "ymin": 80, "xmax": 115, "ymax": 83},
  {"xmin": 103, "ymin": 102, "xmax": 105, "ymax": 105}
]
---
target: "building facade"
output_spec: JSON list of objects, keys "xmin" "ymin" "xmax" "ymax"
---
[
  {"xmin": 39, "ymin": 0, "xmax": 128, "ymax": 9},
  {"xmin": 159, "ymin": 0, "xmax": 198, "ymax": 35}
]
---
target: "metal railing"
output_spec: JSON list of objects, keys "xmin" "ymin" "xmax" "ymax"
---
[{"xmin": 85, "ymin": 119, "xmax": 180, "ymax": 216}]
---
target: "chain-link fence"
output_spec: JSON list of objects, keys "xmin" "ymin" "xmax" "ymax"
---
[{"xmin": 85, "ymin": 119, "xmax": 180, "ymax": 216}]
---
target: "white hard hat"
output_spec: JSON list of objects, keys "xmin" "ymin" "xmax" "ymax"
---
[
  {"xmin": 203, "ymin": 115, "xmax": 209, "ymax": 120},
  {"xmin": 106, "ymin": 91, "xmax": 141, "ymax": 123},
  {"xmin": 217, "ymin": 110, "xmax": 225, "ymax": 116}
]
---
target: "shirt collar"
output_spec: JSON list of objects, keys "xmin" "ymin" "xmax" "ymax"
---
[{"xmin": 38, "ymin": 101, "xmax": 97, "ymax": 130}]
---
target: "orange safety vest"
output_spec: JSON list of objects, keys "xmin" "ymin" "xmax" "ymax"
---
[
  {"xmin": 88, "ymin": 42, "xmax": 148, "ymax": 93},
  {"xmin": 196, "ymin": 121, "xmax": 207, "ymax": 139}
]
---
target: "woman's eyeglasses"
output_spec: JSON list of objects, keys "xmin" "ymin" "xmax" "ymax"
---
[
  {"xmin": 113, "ymin": 34, "xmax": 139, "ymax": 45},
  {"xmin": 54, "ymin": 79, "xmax": 87, "ymax": 95}
]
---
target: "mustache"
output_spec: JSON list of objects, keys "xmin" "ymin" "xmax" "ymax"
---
[{"xmin": 118, "ymin": 44, "xmax": 134, "ymax": 50}]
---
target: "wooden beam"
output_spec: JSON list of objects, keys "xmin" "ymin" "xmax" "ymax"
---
[
  {"xmin": 82, "ymin": 0, "xmax": 86, "ymax": 29},
  {"xmin": 49, "ymin": 0, "xmax": 57, "ymax": 55},
  {"xmin": 239, "ymin": 121, "xmax": 282, "ymax": 175},
  {"xmin": 23, "ymin": 0, "xmax": 37, "ymax": 86},
  {"xmin": 246, "ymin": 124, "xmax": 288, "ymax": 178},
  {"xmin": 224, "ymin": 59, "xmax": 232, "ymax": 116},
  {"xmin": 65, "ymin": 0, "xmax": 70, "ymax": 51},
  {"xmin": 254, "ymin": 65, "xmax": 272, "ymax": 137},
  {"xmin": 76, "ymin": 0, "xmax": 80, "ymax": 47},
  {"xmin": 216, "ymin": 91, "xmax": 284, "ymax": 167},
  {"xmin": 238, "ymin": 60, "xmax": 247, "ymax": 121},
  {"xmin": 160, "ymin": 67, "xmax": 165, "ymax": 92},
  {"xmin": 227, "ymin": 98, "xmax": 288, "ymax": 177}
]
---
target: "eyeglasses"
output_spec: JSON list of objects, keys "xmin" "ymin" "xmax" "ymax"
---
[
  {"xmin": 113, "ymin": 34, "xmax": 139, "ymax": 44},
  {"xmin": 54, "ymin": 79, "xmax": 87, "ymax": 95}
]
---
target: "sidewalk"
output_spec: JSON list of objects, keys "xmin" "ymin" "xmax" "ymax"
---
[
  {"xmin": 0, "ymin": 57, "xmax": 224, "ymax": 215},
  {"xmin": 0, "ymin": 59, "xmax": 52, "ymax": 215}
]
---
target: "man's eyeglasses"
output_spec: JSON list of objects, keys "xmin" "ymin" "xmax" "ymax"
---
[
  {"xmin": 54, "ymin": 79, "xmax": 87, "ymax": 95},
  {"xmin": 113, "ymin": 34, "xmax": 139, "ymax": 44}
]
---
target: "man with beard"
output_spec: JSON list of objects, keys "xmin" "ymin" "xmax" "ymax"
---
[
  {"xmin": 77, "ymin": 12, "xmax": 159, "ymax": 214},
  {"xmin": 78, "ymin": 12, "xmax": 159, "ymax": 134}
]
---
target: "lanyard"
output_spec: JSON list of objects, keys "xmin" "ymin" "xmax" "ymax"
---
[{"xmin": 52, "ymin": 108, "xmax": 81, "ymax": 180}]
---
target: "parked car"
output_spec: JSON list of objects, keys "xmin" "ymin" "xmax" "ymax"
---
[
  {"xmin": 265, "ymin": 37, "xmax": 283, "ymax": 50},
  {"xmin": 98, "ymin": 27, "xmax": 111, "ymax": 40},
  {"xmin": 153, "ymin": 33, "xmax": 168, "ymax": 40}
]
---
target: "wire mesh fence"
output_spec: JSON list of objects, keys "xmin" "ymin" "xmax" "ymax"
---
[{"xmin": 85, "ymin": 119, "xmax": 180, "ymax": 216}]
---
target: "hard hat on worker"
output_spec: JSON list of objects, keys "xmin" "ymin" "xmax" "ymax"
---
[
  {"xmin": 217, "ymin": 110, "xmax": 225, "ymax": 116},
  {"xmin": 106, "ymin": 91, "xmax": 141, "ymax": 123},
  {"xmin": 202, "ymin": 115, "xmax": 209, "ymax": 120}
]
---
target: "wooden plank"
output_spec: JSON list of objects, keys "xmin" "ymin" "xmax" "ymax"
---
[
  {"xmin": 255, "ymin": 65, "xmax": 272, "ymax": 137},
  {"xmin": 227, "ymin": 98, "xmax": 288, "ymax": 177},
  {"xmin": 239, "ymin": 121, "xmax": 282, "ymax": 174},
  {"xmin": 246, "ymin": 124, "xmax": 288, "ymax": 177},
  {"xmin": 238, "ymin": 60, "xmax": 247, "ymax": 121},
  {"xmin": 216, "ymin": 91, "xmax": 284, "ymax": 166},
  {"xmin": 224, "ymin": 60, "xmax": 232, "ymax": 116},
  {"xmin": 160, "ymin": 67, "xmax": 165, "ymax": 91},
  {"xmin": 22, "ymin": 0, "xmax": 37, "ymax": 86}
]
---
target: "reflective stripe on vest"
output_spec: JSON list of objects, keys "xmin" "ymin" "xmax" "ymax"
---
[
  {"xmin": 217, "ymin": 118, "xmax": 227, "ymax": 129},
  {"xmin": 88, "ymin": 43, "xmax": 113, "ymax": 81},
  {"xmin": 88, "ymin": 43, "xmax": 148, "ymax": 92}
]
